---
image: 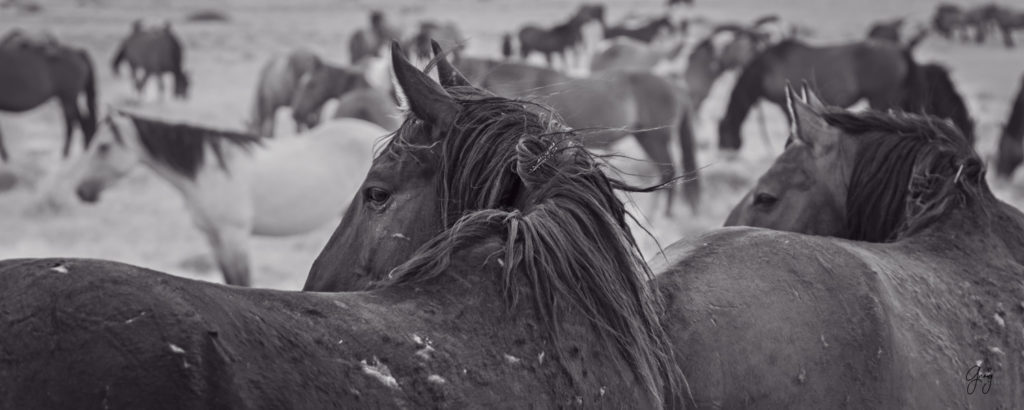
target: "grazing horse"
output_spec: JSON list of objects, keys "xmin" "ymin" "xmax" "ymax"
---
[
  {"xmin": 476, "ymin": 58, "xmax": 700, "ymax": 213},
  {"xmin": 0, "ymin": 43, "xmax": 685, "ymax": 409},
  {"xmin": 247, "ymin": 49, "xmax": 320, "ymax": 138},
  {"xmin": 0, "ymin": 43, "xmax": 97, "ymax": 160},
  {"xmin": 516, "ymin": 4, "xmax": 605, "ymax": 68},
  {"xmin": 111, "ymin": 22, "xmax": 190, "ymax": 99},
  {"xmin": 603, "ymin": 16, "xmax": 675, "ymax": 43},
  {"xmin": 309, "ymin": 50, "xmax": 1024, "ymax": 408},
  {"xmin": 718, "ymin": 38, "xmax": 922, "ymax": 150},
  {"xmin": 70, "ymin": 112, "xmax": 383, "ymax": 286},
  {"xmin": 995, "ymin": 73, "xmax": 1024, "ymax": 178},
  {"xmin": 289, "ymin": 60, "xmax": 372, "ymax": 131}
]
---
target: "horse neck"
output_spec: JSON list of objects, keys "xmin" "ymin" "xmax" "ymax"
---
[
  {"xmin": 131, "ymin": 133, "xmax": 250, "ymax": 200},
  {"xmin": 718, "ymin": 60, "xmax": 765, "ymax": 148},
  {"xmin": 683, "ymin": 47, "xmax": 724, "ymax": 109}
]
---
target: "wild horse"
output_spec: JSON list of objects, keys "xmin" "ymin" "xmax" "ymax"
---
[
  {"xmin": 0, "ymin": 41, "xmax": 98, "ymax": 160},
  {"xmin": 0, "ymin": 43, "xmax": 684, "ymax": 408},
  {"xmin": 309, "ymin": 57, "xmax": 1024, "ymax": 407}
]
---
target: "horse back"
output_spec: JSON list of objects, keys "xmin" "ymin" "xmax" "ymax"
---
[
  {"xmin": 123, "ymin": 30, "xmax": 184, "ymax": 73},
  {"xmin": 0, "ymin": 49, "xmax": 59, "ymax": 110}
]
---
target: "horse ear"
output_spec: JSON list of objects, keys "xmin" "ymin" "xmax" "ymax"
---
[
  {"xmin": 390, "ymin": 41, "xmax": 458, "ymax": 130},
  {"xmin": 799, "ymin": 80, "xmax": 827, "ymax": 111},
  {"xmin": 430, "ymin": 40, "xmax": 471, "ymax": 88},
  {"xmin": 785, "ymin": 81, "xmax": 838, "ymax": 155}
]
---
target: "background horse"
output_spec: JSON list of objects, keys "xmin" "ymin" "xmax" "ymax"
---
[
  {"xmin": 70, "ymin": 111, "xmax": 383, "ymax": 286},
  {"xmin": 603, "ymin": 16, "xmax": 675, "ymax": 43},
  {"xmin": 111, "ymin": 21, "xmax": 190, "ymax": 99},
  {"xmin": 403, "ymin": 20, "xmax": 466, "ymax": 61},
  {"xmin": 515, "ymin": 4, "xmax": 604, "ymax": 68},
  {"xmin": 476, "ymin": 59, "xmax": 700, "ymax": 213},
  {"xmin": 0, "ymin": 43, "xmax": 683, "ymax": 408},
  {"xmin": 331, "ymin": 87, "xmax": 400, "ymax": 131},
  {"xmin": 247, "ymin": 49, "xmax": 320, "ymax": 138},
  {"xmin": 717, "ymin": 38, "xmax": 922, "ymax": 150},
  {"xmin": 902, "ymin": 63, "xmax": 975, "ymax": 143},
  {"xmin": 995, "ymin": 73, "xmax": 1024, "ymax": 178},
  {"xmin": 348, "ymin": 10, "xmax": 403, "ymax": 64},
  {"xmin": 589, "ymin": 37, "xmax": 686, "ymax": 74},
  {"xmin": 289, "ymin": 60, "xmax": 372, "ymax": 131},
  {"xmin": 0, "ymin": 42, "xmax": 97, "ymax": 159}
]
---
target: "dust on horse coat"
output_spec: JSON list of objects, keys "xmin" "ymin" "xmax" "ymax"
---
[
  {"xmin": 332, "ymin": 87, "xmax": 400, "ymax": 131},
  {"xmin": 70, "ymin": 113, "xmax": 383, "ymax": 286},
  {"xmin": 477, "ymin": 61, "xmax": 700, "ymax": 213},
  {"xmin": 248, "ymin": 49, "xmax": 320, "ymax": 138},
  {"xmin": 718, "ymin": 38, "xmax": 916, "ymax": 150},
  {"xmin": 995, "ymin": 73, "xmax": 1024, "ymax": 178},
  {"xmin": 0, "ymin": 44, "xmax": 97, "ymax": 160},
  {"xmin": 306, "ymin": 48, "xmax": 1024, "ymax": 408},
  {"xmin": 0, "ymin": 45, "xmax": 684, "ymax": 408},
  {"xmin": 111, "ymin": 23, "xmax": 189, "ymax": 99}
]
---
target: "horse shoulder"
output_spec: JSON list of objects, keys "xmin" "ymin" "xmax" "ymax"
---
[{"xmin": 654, "ymin": 227, "xmax": 902, "ymax": 407}]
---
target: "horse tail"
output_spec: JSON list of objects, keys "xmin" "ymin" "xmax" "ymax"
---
[
  {"xmin": 80, "ymin": 50, "xmax": 99, "ymax": 147},
  {"xmin": 678, "ymin": 106, "xmax": 701, "ymax": 212}
]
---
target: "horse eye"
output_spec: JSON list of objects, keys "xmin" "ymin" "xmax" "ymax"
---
[
  {"xmin": 753, "ymin": 192, "xmax": 778, "ymax": 207},
  {"xmin": 364, "ymin": 187, "xmax": 391, "ymax": 206}
]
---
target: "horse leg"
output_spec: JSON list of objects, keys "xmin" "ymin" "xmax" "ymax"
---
[
  {"xmin": 633, "ymin": 128, "xmax": 676, "ymax": 216},
  {"xmin": 206, "ymin": 226, "xmax": 252, "ymax": 287},
  {"xmin": 59, "ymin": 99, "xmax": 81, "ymax": 158},
  {"xmin": 156, "ymin": 75, "xmax": 165, "ymax": 100},
  {"xmin": 134, "ymin": 72, "xmax": 150, "ymax": 97},
  {"xmin": 0, "ymin": 124, "xmax": 8, "ymax": 162}
]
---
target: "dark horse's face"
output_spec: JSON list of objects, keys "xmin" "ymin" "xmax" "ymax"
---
[
  {"xmin": 305, "ymin": 42, "xmax": 478, "ymax": 292},
  {"xmin": 726, "ymin": 85, "xmax": 855, "ymax": 235},
  {"xmin": 291, "ymin": 68, "xmax": 329, "ymax": 131}
]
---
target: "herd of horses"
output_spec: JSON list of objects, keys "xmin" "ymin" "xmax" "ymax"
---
[{"xmin": 1, "ymin": 1, "xmax": 1024, "ymax": 408}]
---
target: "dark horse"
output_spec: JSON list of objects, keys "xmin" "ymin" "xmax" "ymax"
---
[
  {"xmin": 603, "ymin": 16, "xmax": 675, "ymax": 43},
  {"xmin": 289, "ymin": 60, "xmax": 371, "ymax": 131},
  {"xmin": 0, "ymin": 42, "xmax": 684, "ymax": 408},
  {"xmin": 0, "ymin": 42, "xmax": 97, "ymax": 160},
  {"xmin": 715, "ymin": 35, "xmax": 969, "ymax": 150},
  {"xmin": 111, "ymin": 21, "xmax": 190, "ymax": 99},
  {"xmin": 308, "ymin": 56, "xmax": 1024, "ymax": 407},
  {"xmin": 516, "ymin": 4, "xmax": 604, "ymax": 67},
  {"xmin": 995, "ymin": 72, "xmax": 1024, "ymax": 178}
]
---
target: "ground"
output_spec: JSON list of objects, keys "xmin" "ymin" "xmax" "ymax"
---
[{"xmin": 1, "ymin": 0, "xmax": 1022, "ymax": 289}]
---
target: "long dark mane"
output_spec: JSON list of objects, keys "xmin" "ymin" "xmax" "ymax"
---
[
  {"xmin": 380, "ymin": 89, "xmax": 686, "ymax": 406},
  {"xmin": 829, "ymin": 110, "xmax": 986, "ymax": 242},
  {"xmin": 119, "ymin": 114, "xmax": 262, "ymax": 180},
  {"xmin": 901, "ymin": 63, "xmax": 975, "ymax": 143}
]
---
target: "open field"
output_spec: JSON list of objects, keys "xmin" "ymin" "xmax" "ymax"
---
[{"xmin": 1, "ymin": 0, "xmax": 1022, "ymax": 289}]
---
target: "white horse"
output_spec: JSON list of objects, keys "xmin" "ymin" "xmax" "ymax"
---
[{"xmin": 70, "ymin": 110, "xmax": 386, "ymax": 286}]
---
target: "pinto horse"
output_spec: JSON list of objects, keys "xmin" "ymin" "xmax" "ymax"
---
[
  {"xmin": 69, "ymin": 112, "xmax": 383, "ymax": 286},
  {"xmin": 0, "ymin": 42, "xmax": 684, "ymax": 408},
  {"xmin": 309, "ymin": 49, "xmax": 1024, "ymax": 407},
  {"xmin": 0, "ymin": 42, "xmax": 98, "ymax": 160}
]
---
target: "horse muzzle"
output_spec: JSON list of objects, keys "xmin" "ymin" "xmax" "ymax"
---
[{"xmin": 75, "ymin": 180, "xmax": 103, "ymax": 203}]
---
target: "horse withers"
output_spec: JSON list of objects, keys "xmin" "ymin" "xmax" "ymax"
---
[
  {"xmin": 111, "ymin": 21, "xmax": 190, "ymax": 99},
  {"xmin": 70, "ymin": 111, "xmax": 384, "ymax": 286}
]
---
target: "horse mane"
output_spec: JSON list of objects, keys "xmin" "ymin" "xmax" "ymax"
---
[
  {"xmin": 124, "ymin": 114, "xmax": 262, "ymax": 180},
  {"xmin": 827, "ymin": 110, "xmax": 987, "ymax": 242},
  {"xmin": 901, "ymin": 62, "xmax": 975, "ymax": 143},
  {"xmin": 381, "ymin": 89, "xmax": 686, "ymax": 406}
]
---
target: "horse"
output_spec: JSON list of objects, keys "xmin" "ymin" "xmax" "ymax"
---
[
  {"xmin": 111, "ymin": 21, "xmax": 190, "ymax": 99},
  {"xmin": 683, "ymin": 24, "xmax": 772, "ymax": 111},
  {"xmin": 0, "ymin": 42, "xmax": 685, "ymax": 409},
  {"xmin": 867, "ymin": 17, "xmax": 904, "ymax": 42},
  {"xmin": 717, "ymin": 38, "xmax": 925, "ymax": 151},
  {"xmin": 247, "ymin": 49, "xmax": 320, "ymax": 138},
  {"xmin": 995, "ymin": 73, "xmax": 1024, "ymax": 178},
  {"xmin": 403, "ymin": 21, "xmax": 466, "ymax": 61},
  {"xmin": 0, "ymin": 42, "xmax": 97, "ymax": 160},
  {"xmin": 603, "ymin": 16, "xmax": 675, "ymax": 43},
  {"xmin": 588, "ymin": 37, "xmax": 686, "ymax": 74},
  {"xmin": 69, "ymin": 111, "xmax": 384, "ymax": 286},
  {"xmin": 991, "ymin": 4, "xmax": 1024, "ymax": 47},
  {"xmin": 348, "ymin": 10, "xmax": 403, "ymax": 64},
  {"xmin": 476, "ymin": 58, "xmax": 700, "ymax": 213},
  {"xmin": 332, "ymin": 87, "xmax": 401, "ymax": 131},
  {"xmin": 901, "ymin": 63, "xmax": 975, "ymax": 143},
  {"xmin": 309, "ymin": 49, "xmax": 1024, "ymax": 408},
  {"xmin": 289, "ymin": 60, "xmax": 372, "ymax": 132},
  {"xmin": 516, "ymin": 4, "xmax": 605, "ymax": 68}
]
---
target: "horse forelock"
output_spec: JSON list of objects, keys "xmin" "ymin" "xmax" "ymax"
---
[
  {"xmin": 383, "ymin": 92, "xmax": 686, "ymax": 407},
  {"xmin": 828, "ymin": 110, "xmax": 986, "ymax": 242},
  {"xmin": 125, "ymin": 114, "xmax": 262, "ymax": 180}
]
